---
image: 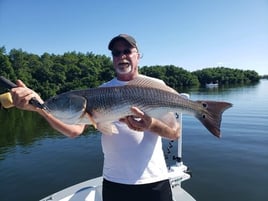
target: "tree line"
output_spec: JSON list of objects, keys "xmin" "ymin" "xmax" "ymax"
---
[{"xmin": 0, "ymin": 47, "xmax": 260, "ymax": 99}]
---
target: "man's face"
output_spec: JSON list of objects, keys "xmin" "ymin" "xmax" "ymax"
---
[{"xmin": 111, "ymin": 40, "xmax": 140, "ymax": 80}]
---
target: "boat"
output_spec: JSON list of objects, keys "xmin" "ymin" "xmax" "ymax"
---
[
  {"xmin": 206, "ymin": 82, "xmax": 219, "ymax": 88},
  {"xmin": 40, "ymin": 94, "xmax": 196, "ymax": 201}
]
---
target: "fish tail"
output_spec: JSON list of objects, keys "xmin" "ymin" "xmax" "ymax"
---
[{"xmin": 195, "ymin": 101, "xmax": 232, "ymax": 137}]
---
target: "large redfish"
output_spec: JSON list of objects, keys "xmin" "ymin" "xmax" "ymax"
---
[{"xmin": 44, "ymin": 77, "xmax": 232, "ymax": 137}]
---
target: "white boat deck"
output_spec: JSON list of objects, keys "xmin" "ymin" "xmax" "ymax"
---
[{"xmin": 40, "ymin": 164, "xmax": 195, "ymax": 201}]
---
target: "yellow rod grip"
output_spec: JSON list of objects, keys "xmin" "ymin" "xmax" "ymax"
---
[{"xmin": 0, "ymin": 92, "xmax": 14, "ymax": 108}]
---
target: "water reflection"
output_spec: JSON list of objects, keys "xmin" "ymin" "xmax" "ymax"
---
[
  {"xmin": 0, "ymin": 109, "xmax": 54, "ymax": 145},
  {"xmin": 0, "ymin": 109, "xmax": 96, "ymax": 161}
]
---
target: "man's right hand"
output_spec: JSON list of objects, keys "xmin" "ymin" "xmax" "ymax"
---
[{"xmin": 11, "ymin": 80, "xmax": 44, "ymax": 112}]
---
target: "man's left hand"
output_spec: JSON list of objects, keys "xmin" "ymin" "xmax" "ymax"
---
[{"xmin": 119, "ymin": 106, "xmax": 152, "ymax": 132}]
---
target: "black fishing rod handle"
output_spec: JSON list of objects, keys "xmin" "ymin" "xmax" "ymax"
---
[{"xmin": 0, "ymin": 76, "xmax": 17, "ymax": 89}]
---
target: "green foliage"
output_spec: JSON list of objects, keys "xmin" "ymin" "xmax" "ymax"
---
[
  {"xmin": 0, "ymin": 47, "xmax": 15, "ymax": 79},
  {"xmin": 261, "ymin": 75, "xmax": 268, "ymax": 79},
  {"xmin": 0, "ymin": 47, "xmax": 260, "ymax": 99},
  {"xmin": 192, "ymin": 67, "xmax": 260, "ymax": 86},
  {"xmin": 0, "ymin": 48, "xmax": 114, "ymax": 99},
  {"xmin": 140, "ymin": 65, "xmax": 199, "ymax": 90}
]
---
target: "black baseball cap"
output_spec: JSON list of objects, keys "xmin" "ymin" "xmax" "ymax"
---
[{"xmin": 108, "ymin": 34, "xmax": 138, "ymax": 50}]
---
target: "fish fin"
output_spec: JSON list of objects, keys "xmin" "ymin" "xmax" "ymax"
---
[
  {"xmin": 195, "ymin": 101, "xmax": 233, "ymax": 138},
  {"xmin": 97, "ymin": 122, "xmax": 119, "ymax": 135},
  {"xmin": 85, "ymin": 112, "xmax": 118, "ymax": 135},
  {"xmin": 85, "ymin": 113, "xmax": 97, "ymax": 128},
  {"xmin": 159, "ymin": 112, "xmax": 180, "ymax": 130},
  {"xmin": 127, "ymin": 76, "xmax": 179, "ymax": 94},
  {"xmin": 76, "ymin": 113, "xmax": 92, "ymax": 124}
]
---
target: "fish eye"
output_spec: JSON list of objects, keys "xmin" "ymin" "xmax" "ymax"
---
[{"xmin": 202, "ymin": 102, "xmax": 208, "ymax": 108}]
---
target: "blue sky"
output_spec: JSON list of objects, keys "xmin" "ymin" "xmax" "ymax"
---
[{"xmin": 1, "ymin": 0, "xmax": 267, "ymax": 75}]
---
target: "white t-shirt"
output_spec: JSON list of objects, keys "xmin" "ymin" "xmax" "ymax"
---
[{"xmin": 100, "ymin": 75, "xmax": 169, "ymax": 184}]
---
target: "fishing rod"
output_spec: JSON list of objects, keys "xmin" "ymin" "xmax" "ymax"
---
[{"xmin": 0, "ymin": 76, "xmax": 47, "ymax": 110}]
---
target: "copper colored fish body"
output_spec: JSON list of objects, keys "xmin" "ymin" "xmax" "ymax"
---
[{"xmin": 45, "ymin": 77, "xmax": 232, "ymax": 137}]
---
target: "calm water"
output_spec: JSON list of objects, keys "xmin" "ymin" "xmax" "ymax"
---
[{"xmin": 0, "ymin": 80, "xmax": 267, "ymax": 201}]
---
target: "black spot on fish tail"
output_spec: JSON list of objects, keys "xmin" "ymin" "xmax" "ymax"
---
[{"xmin": 195, "ymin": 100, "xmax": 233, "ymax": 138}]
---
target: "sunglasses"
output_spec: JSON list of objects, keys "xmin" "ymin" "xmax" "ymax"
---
[{"xmin": 111, "ymin": 49, "xmax": 137, "ymax": 57}]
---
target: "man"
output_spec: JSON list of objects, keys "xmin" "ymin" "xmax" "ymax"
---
[{"xmin": 11, "ymin": 34, "xmax": 180, "ymax": 201}]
